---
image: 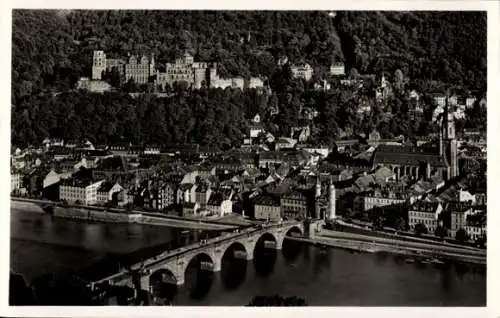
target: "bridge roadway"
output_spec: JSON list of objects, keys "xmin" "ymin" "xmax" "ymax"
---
[{"xmin": 92, "ymin": 220, "xmax": 307, "ymax": 290}]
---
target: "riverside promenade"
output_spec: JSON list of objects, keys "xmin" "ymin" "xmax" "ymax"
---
[
  {"xmin": 291, "ymin": 229, "xmax": 486, "ymax": 265},
  {"xmin": 10, "ymin": 198, "xmax": 240, "ymax": 231}
]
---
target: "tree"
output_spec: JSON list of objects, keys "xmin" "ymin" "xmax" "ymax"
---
[
  {"xmin": 123, "ymin": 78, "xmax": 138, "ymax": 93},
  {"xmin": 395, "ymin": 217, "xmax": 406, "ymax": 232},
  {"xmin": 348, "ymin": 67, "xmax": 359, "ymax": 80},
  {"xmin": 455, "ymin": 228, "xmax": 470, "ymax": 243},
  {"xmin": 10, "ymin": 273, "xmax": 35, "ymax": 305},
  {"xmin": 393, "ymin": 69, "xmax": 404, "ymax": 91},
  {"xmin": 30, "ymin": 273, "xmax": 96, "ymax": 305},
  {"xmin": 434, "ymin": 225, "xmax": 447, "ymax": 240},
  {"xmin": 414, "ymin": 223, "xmax": 428, "ymax": 236},
  {"xmin": 475, "ymin": 234, "xmax": 486, "ymax": 248}
]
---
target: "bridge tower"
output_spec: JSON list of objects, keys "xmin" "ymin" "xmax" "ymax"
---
[
  {"xmin": 315, "ymin": 176, "xmax": 321, "ymax": 198},
  {"xmin": 327, "ymin": 177, "xmax": 336, "ymax": 220}
]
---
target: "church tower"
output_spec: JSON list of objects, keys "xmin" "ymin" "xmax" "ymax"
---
[{"xmin": 442, "ymin": 97, "xmax": 458, "ymax": 178}]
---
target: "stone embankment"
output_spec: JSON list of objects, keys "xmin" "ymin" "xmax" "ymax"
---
[
  {"xmin": 291, "ymin": 231, "xmax": 486, "ymax": 265},
  {"xmin": 10, "ymin": 199, "xmax": 237, "ymax": 231}
]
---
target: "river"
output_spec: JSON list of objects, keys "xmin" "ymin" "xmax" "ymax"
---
[{"xmin": 10, "ymin": 209, "xmax": 486, "ymax": 306}]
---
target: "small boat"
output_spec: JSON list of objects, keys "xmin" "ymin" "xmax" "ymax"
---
[
  {"xmin": 405, "ymin": 258, "xmax": 415, "ymax": 264},
  {"xmin": 430, "ymin": 258, "xmax": 445, "ymax": 265}
]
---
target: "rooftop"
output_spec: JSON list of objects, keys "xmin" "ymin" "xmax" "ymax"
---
[{"xmin": 372, "ymin": 145, "xmax": 448, "ymax": 167}]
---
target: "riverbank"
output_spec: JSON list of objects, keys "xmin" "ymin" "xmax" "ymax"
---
[
  {"xmin": 10, "ymin": 199, "xmax": 237, "ymax": 231},
  {"xmin": 290, "ymin": 233, "xmax": 486, "ymax": 265}
]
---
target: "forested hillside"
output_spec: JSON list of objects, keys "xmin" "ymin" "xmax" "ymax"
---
[{"xmin": 11, "ymin": 10, "xmax": 487, "ymax": 147}]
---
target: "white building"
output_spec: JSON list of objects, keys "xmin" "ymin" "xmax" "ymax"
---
[
  {"xmin": 43, "ymin": 169, "xmax": 72, "ymax": 189},
  {"xmin": 363, "ymin": 191, "xmax": 407, "ymax": 212},
  {"xmin": 329, "ymin": 63, "xmax": 345, "ymax": 76},
  {"xmin": 433, "ymin": 95, "xmax": 446, "ymax": 107},
  {"xmin": 464, "ymin": 225, "xmax": 486, "ymax": 241},
  {"xmin": 59, "ymin": 178, "xmax": 105, "ymax": 205},
  {"xmin": 206, "ymin": 192, "xmax": 233, "ymax": 217},
  {"xmin": 291, "ymin": 64, "xmax": 313, "ymax": 81},
  {"xmin": 96, "ymin": 182, "xmax": 124, "ymax": 205},
  {"xmin": 300, "ymin": 146, "xmax": 330, "ymax": 158},
  {"xmin": 11, "ymin": 173, "xmax": 21, "ymax": 193},
  {"xmin": 408, "ymin": 201, "xmax": 443, "ymax": 233},
  {"xmin": 465, "ymin": 97, "xmax": 476, "ymax": 108}
]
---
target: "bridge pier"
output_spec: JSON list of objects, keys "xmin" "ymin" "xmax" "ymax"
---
[
  {"xmin": 275, "ymin": 239, "xmax": 283, "ymax": 250},
  {"xmin": 212, "ymin": 259, "xmax": 222, "ymax": 272}
]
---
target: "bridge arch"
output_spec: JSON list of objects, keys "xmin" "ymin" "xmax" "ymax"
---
[
  {"xmin": 222, "ymin": 241, "xmax": 250, "ymax": 261},
  {"xmin": 254, "ymin": 232, "xmax": 279, "ymax": 254},
  {"xmin": 149, "ymin": 268, "xmax": 178, "ymax": 302},
  {"xmin": 184, "ymin": 252, "xmax": 217, "ymax": 273},
  {"xmin": 285, "ymin": 225, "xmax": 303, "ymax": 238}
]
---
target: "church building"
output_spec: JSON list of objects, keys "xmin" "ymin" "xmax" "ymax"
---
[{"xmin": 372, "ymin": 98, "xmax": 458, "ymax": 181}]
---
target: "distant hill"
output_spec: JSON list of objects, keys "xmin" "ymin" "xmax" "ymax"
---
[
  {"xmin": 10, "ymin": 10, "xmax": 487, "ymax": 148},
  {"xmin": 12, "ymin": 10, "xmax": 486, "ymax": 100}
]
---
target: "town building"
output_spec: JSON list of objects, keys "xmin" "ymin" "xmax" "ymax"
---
[
  {"xmin": 195, "ymin": 183, "xmax": 212, "ymax": 208},
  {"xmin": 372, "ymin": 99, "xmax": 458, "ymax": 181},
  {"xmin": 177, "ymin": 183, "xmax": 197, "ymax": 204},
  {"xmin": 291, "ymin": 64, "xmax": 313, "ymax": 81},
  {"xmin": 408, "ymin": 201, "xmax": 443, "ymax": 233},
  {"xmin": 298, "ymin": 145, "xmax": 330, "ymax": 159},
  {"xmin": 275, "ymin": 137, "xmax": 297, "ymax": 150},
  {"xmin": 96, "ymin": 182, "xmax": 125, "ymax": 206},
  {"xmin": 465, "ymin": 97, "xmax": 476, "ymax": 108},
  {"xmin": 254, "ymin": 195, "xmax": 281, "ymax": 221},
  {"xmin": 280, "ymin": 190, "xmax": 309, "ymax": 220},
  {"xmin": 206, "ymin": 191, "xmax": 233, "ymax": 217},
  {"xmin": 462, "ymin": 207, "xmax": 486, "ymax": 241},
  {"xmin": 448, "ymin": 202, "xmax": 475, "ymax": 239},
  {"xmin": 182, "ymin": 202, "xmax": 200, "ymax": 217},
  {"xmin": 363, "ymin": 187, "xmax": 407, "ymax": 212},
  {"xmin": 59, "ymin": 178, "xmax": 105, "ymax": 205},
  {"xmin": 11, "ymin": 173, "xmax": 21, "ymax": 193},
  {"xmin": 329, "ymin": 63, "xmax": 345, "ymax": 76}
]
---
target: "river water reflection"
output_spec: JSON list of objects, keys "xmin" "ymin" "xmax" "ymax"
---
[{"xmin": 10, "ymin": 209, "xmax": 486, "ymax": 306}]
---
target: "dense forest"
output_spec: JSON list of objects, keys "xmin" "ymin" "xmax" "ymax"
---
[{"xmin": 11, "ymin": 10, "xmax": 487, "ymax": 147}]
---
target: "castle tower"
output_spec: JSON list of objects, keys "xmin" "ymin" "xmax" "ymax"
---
[
  {"xmin": 208, "ymin": 64, "xmax": 218, "ymax": 88},
  {"xmin": 327, "ymin": 177, "xmax": 336, "ymax": 220},
  {"xmin": 443, "ymin": 97, "xmax": 458, "ymax": 178},
  {"xmin": 92, "ymin": 50, "xmax": 107, "ymax": 80}
]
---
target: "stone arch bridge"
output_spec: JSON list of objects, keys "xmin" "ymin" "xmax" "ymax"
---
[{"xmin": 92, "ymin": 221, "xmax": 319, "ymax": 292}]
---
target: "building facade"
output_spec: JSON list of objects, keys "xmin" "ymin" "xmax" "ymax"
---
[
  {"xmin": 11, "ymin": 173, "xmax": 21, "ymax": 193},
  {"xmin": 281, "ymin": 191, "xmax": 309, "ymax": 220},
  {"xmin": 408, "ymin": 201, "xmax": 443, "ymax": 233},
  {"xmin": 59, "ymin": 179, "xmax": 105, "ymax": 205},
  {"xmin": 329, "ymin": 63, "xmax": 345, "ymax": 76},
  {"xmin": 373, "ymin": 99, "xmax": 458, "ymax": 181},
  {"xmin": 291, "ymin": 64, "xmax": 313, "ymax": 81},
  {"xmin": 254, "ymin": 195, "xmax": 281, "ymax": 221},
  {"xmin": 363, "ymin": 189, "xmax": 406, "ymax": 212},
  {"xmin": 449, "ymin": 202, "xmax": 475, "ymax": 239}
]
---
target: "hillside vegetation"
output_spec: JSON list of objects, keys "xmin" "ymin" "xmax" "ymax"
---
[{"xmin": 11, "ymin": 10, "xmax": 487, "ymax": 147}]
